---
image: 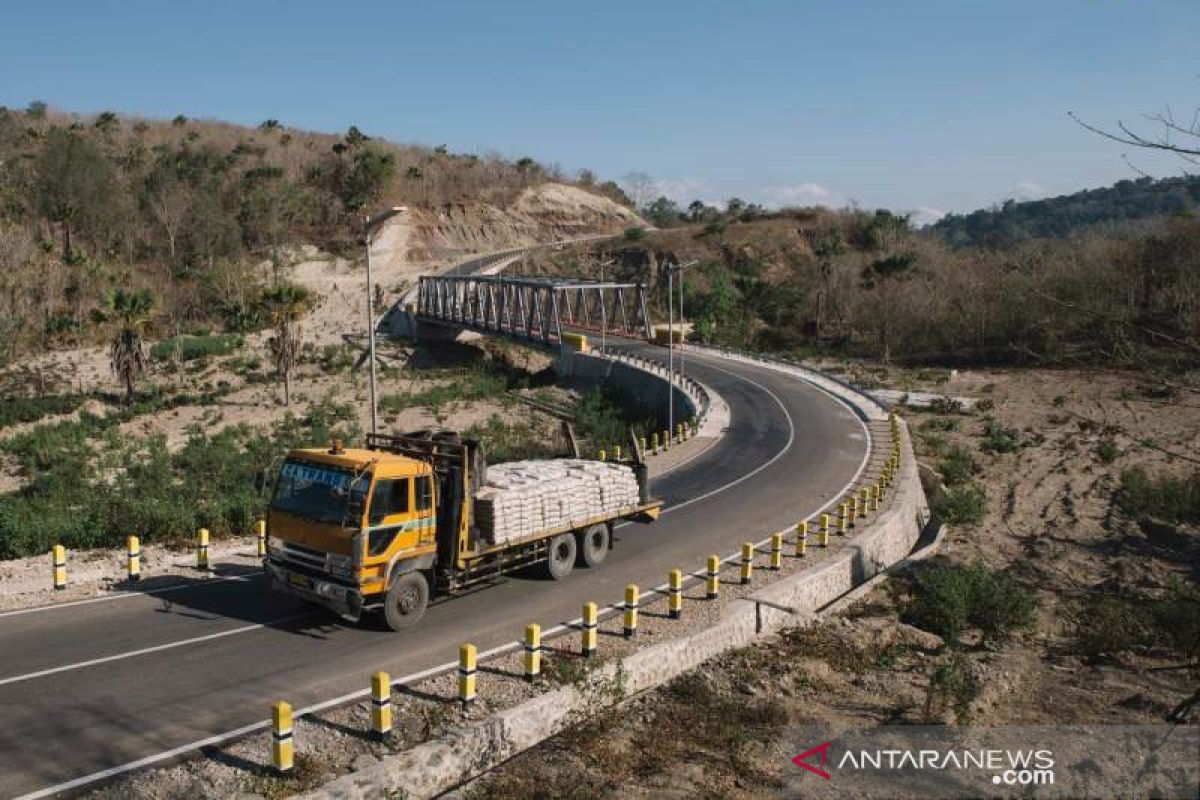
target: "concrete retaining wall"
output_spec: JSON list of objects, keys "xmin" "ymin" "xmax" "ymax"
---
[
  {"xmin": 554, "ymin": 349, "xmax": 711, "ymax": 433},
  {"xmin": 298, "ymin": 414, "xmax": 927, "ymax": 800}
]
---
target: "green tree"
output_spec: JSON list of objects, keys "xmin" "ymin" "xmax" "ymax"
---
[
  {"xmin": 108, "ymin": 288, "xmax": 153, "ymax": 404},
  {"xmin": 35, "ymin": 128, "xmax": 118, "ymax": 260},
  {"xmin": 261, "ymin": 284, "xmax": 313, "ymax": 406},
  {"xmin": 644, "ymin": 196, "xmax": 682, "ymax": 227},
  {"xmin": 342, "ymin": 146, "xmax": 395, "ymax": 211},
  {"xmin": 93, "ymin": 111, "xmax": 119, "ymax": 135}
]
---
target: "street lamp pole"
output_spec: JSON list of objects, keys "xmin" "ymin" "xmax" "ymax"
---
[
  {"xmin": 667, "ymin": 266, "xmax": 674, "ymax": 448},
  {"xmin": 666, "ymin": 261, "xmax": 698, "ymax": 445},
  {"xmin": 364, "ymin": 206, "xmax": 407, "ymax": 437}
]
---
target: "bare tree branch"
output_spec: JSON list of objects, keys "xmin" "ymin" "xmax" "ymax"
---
[{"xmin": 1069, "ymin": 110, "xmax": 1200, "ymax": 157}]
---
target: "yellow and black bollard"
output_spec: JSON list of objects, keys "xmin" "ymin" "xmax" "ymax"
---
[
  {"xmin": 639, "ymin": 436, "xmax": 647, "ymax": 454},
  {"xmin": 256, "ymin": 518, "xmax": 267, "ymax": 558},
  {"xmin": 127, "ymin": 535, "xmax": 141, "ymax": 582},
  {"xmin": 371, "ymin": 671, "xmax": 392, "ymax": 738},
  {"xmin": 52, "ymin": 544, "xmax": 67, "ymax": 591},
  {"xmin": 623, "ymin": 584, "xmax": 639, "ymax": 638},
  {"xmin": 838, "ymin": 503, "xmax": 849, "ymax": 536},
  {"xmin": 651, "ymin": 432, "xmax": 659, "ymax": 455},
  {"xmin": 741, "ymin": 542, "xmax": 754, "ymax": 584},
  {"xmin": 614, "ymin": 445, "xmax": 622, "ymax": 460},
  {"xmin": 668, "ymin": 569, "xmax": 683, "ymax": 619},
  {"xmin": 196, "ymin": 528, "xmax": 210, "ymax": 572},
  {"xmin": 524, "ymin": 623, "xmax": 541, "ymax": 681},
  {"xmin": 706, "ymin": 555, "xmax": 721, "ymax": 599},
  {"xmin": 598, "ymin": 449, "xmax": 606, "ymax": 462},
  {"xmin": 271, "ymin": 701, "xmax": 294, "ymax": 774},
  {"xmin": 820, "ymin": 513, "xmax": 832, "ymax": 547},
  {"xmin": 581, "ymin": 602, "xmax": 598, "ymax": 657},
  {"xmin": 796, "ymin": 521, "xmax": 809, "ymax": 557},
  {"xmin": 770, "ymin": 533, "xmax": 783, "ymax": 570},
  {"xmin": 662, "ymin": 429, "xmax": 670, "ymax": 450},
  {"xmin": 859, "ymin": 487, "xmax": 870, "ymax": 516},
  {"xmin": 458, "ymin": 643, "xmax": 477, "ymax": 708},
  {"xmin": 848, "ymin": 496, "xmax": 858, "ymax": 525},
  {"xmin": 676, "ymin": 422, "xmax": 684, "ymax": 443}
]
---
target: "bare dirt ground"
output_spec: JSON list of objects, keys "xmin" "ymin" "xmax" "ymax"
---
[{"xmin": 463, "ymin": 364, "xmax": 1200, "ymax": 799}]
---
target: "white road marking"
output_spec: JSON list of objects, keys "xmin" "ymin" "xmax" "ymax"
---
[
  {"xmin": 0, "ymin": 567, "xmax": 262, "ymax": 620},
  {"xmin": 0, "ymin": 612, "xmax": 311, "ymax": 689},
  {"xmin": 14, "ymin": 349, "xmax": 875, "ymax": 800}
]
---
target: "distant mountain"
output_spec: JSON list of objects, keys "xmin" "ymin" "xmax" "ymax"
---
[{"xmin": 929, "ymin": 175, "xmax": 1200, "ymax": 247}]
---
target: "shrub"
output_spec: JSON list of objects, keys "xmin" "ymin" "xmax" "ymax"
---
[
  {"xmin": 932, "ymin": 482, "xmax": 988, "ymax": 525},
  {"xmin": 917, "ymin": 431, "xmax": 950, "ymax": 457},
  {"xmin": 925, "ymin": 652, "xmax": 980, "ymax": 724},
  {"xmin": 623, "ymin": 226, "xmax": 646, "ymax": 241},
  {"xmin": 928, "ymin": 396, "xmax": 963, "ymax": 414},
  {"xmin": 463, "ymin": 414, "xmax": 560, "ymax": 463},
  {"xmin": 938, "ymin": 445, "xmax": 979, "ymax": 486},
  {"xmin": 150, "ymin": 333, "xmax": 244, "ymax": 362},
  {"xmin": 1152, "ymin": 579, "xmax": 1200, "ymax": 659},
  {"xmin": 0, "ymin": 398, "xmax": 359, "ymax": 558},
  {"xmin": 0, "ymin": 394, "xmax": 84, "ymax": 429},
  {"xmin": 1095, "ymin": 438, "xmax": 1120, "ymax": 464},
  {"xmin": 1073, "ymin": 595, "xmax": 1148, "ymax": 660},
  {"xmin": 906, "ymin": 561, "xmax": 1037, "ymax": 646},
  {"xmin": 1116, "ymin": 467, "xmax": 1200, "ymax": 523},
  {"xmin": 379, "ymin": 367, "xmax": 511, "ymax": 414},
  {"xmin": 980, "ymin": 417, "xmax": 1022, "ymax": 453},
  {"xmin": 1074, "ymin": 581, "xmax": 1200, "ymax": 661},
  {"xmin": 920, "ymin": 417, "xmax": 960, "ymax": 433}
]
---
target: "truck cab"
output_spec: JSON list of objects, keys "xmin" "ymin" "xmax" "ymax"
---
[{"xmin": 264, "ymin": 440, "xmax": 439, "ymax": 629}]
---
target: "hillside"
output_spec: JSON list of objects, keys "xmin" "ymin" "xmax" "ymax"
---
[
  {"xmin": 930, "ymin": 174, "xmax": 1200, "ymax": 247},
  {"xmin": 0, "ymin": 103, "xmax": 637, "ymax": 363},
  {"xmin": 524, "ymin": 208, "xmax": 1200, "ymax": 367}
]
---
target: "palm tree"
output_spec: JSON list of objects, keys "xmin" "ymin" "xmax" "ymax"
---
[
  {"xmin": 261, "ymin": 284, "xmax": 313, "ymax": 406},
  {"xmin": 108, "ymin": 288, "xmax": 153, "ymax": 405}
]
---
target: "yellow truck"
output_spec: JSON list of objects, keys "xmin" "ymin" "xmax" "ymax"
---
[{"xmin": 264, "ymin": 431, "xmax": 661, "ymax": 630}]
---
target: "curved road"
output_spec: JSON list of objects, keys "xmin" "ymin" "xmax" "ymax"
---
[{"xmin": 0, "ymin": 347, "xmax": 869, "ymax": 798}]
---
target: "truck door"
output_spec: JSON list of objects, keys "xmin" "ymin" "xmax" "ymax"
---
[{"xmin": 365, "ymin": 476, "xmax": 414, "ymax": 561}]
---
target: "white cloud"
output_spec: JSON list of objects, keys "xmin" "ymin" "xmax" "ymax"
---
[
  {"xmin": 757, "ymin": 182, "xmax": 844, "ymax": 209},
  {"xmin": 648, "ymin": 177, "xmax": 718, "ymax": 206},
  {"xmin": 1013, "ymin": 180, "xmax": 1048, "ymax": 200},
  {"xmin": 909, "ymin": 206, "xmax": 947, "ymax": 227}
]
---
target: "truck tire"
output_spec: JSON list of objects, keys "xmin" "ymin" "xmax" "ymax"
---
[
  {"xmin": 545, "ymin": 533, "xmax": 576, "ymax": 580},
  {"xmin": 577, "ymin": 524, "xmax": 609, "ymax": 568},
  {"xmin": 383, "ymin": 571, "xmax": 429, "ymax": 631}
]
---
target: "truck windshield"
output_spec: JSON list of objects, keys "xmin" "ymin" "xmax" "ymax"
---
[{"xmin": 271, "ymin": 460, "xmax": 366, "ymax": 526}]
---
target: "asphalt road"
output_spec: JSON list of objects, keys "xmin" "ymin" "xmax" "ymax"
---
[{"xmin": 0, "ymin": 346, "xmax": 869, "ymax": 798}]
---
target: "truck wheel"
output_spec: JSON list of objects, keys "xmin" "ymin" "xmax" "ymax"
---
[
  {"xmin": 383, "ymin": 572, "xmax": 429, "ymax": 631},
  {"xmin": 577, "ymin": 524, "xmax": 609, "ymax": 568},
  {"xmin": 545, "ymin": 533, "xmax": 576, "ymax": 580}
]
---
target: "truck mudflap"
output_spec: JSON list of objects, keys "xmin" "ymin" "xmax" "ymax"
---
[{"xmin": 265, "ymin": 559, "xmax": 364, "ymax": 623}]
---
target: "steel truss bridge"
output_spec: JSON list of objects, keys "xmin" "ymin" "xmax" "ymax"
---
[{"xmin": 416, "ymin": 274, "xmax": 652, "ymax": 346}]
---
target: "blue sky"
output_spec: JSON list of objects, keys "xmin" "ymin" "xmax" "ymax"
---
[{"xmin": 3, "ymin": 1, "xmax": 1197, "ymax": 221}]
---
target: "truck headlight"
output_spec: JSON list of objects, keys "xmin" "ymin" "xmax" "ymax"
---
[{"xmin": 325, "ymin": 553, "xmax": 353, "ymax": 579}]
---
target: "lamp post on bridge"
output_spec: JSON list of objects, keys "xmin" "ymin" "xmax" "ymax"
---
[
  {"xmin": 666, "ymin": 260, "xmax": 698, "ymax": 444},
  {"xmin": 364, "ymin": 206, "xmax": 407, "ymax": 436}
]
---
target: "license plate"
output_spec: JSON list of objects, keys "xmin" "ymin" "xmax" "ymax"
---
[{"xmin": 288, "ymin": 573, "xmax": 311, "ymax": 589}]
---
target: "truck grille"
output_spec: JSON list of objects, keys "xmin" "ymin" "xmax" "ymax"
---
[{"xmin": 278, "ymin": 541, "xmax": 327, "ymax": 571}]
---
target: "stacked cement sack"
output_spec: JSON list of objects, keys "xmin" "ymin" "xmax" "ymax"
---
[{"xmin": 475, "ymin": 459, "xmax": 640, "ymax": 546}]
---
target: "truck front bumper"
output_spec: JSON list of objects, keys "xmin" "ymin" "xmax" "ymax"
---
[{"xmin": 265, "ymin": 559, "xmax": 364, "ymax": 623}]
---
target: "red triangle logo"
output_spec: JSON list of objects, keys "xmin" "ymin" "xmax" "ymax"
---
[{"xmin": 792, "ymin": 740, "xmax": 833, "ymax": 780}]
